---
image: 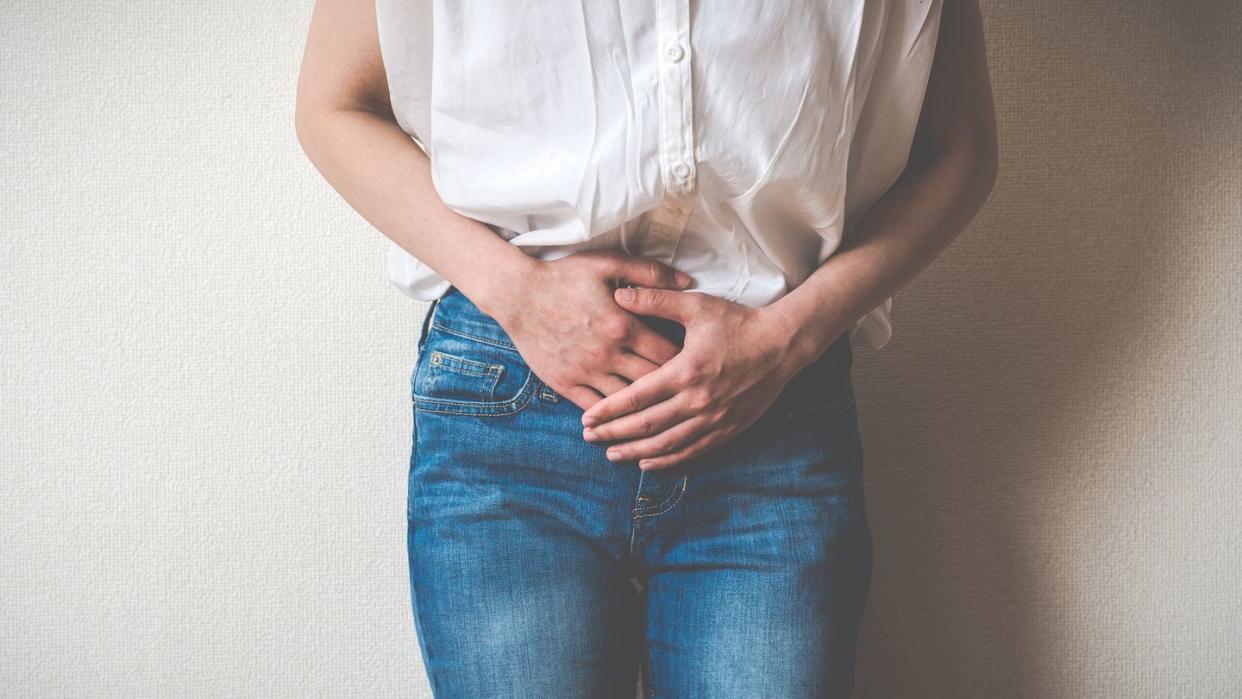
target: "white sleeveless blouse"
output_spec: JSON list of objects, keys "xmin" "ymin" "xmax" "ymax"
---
[{"xmin": 375, "ymin": 0, "xmax": 943, "ymax": 350}]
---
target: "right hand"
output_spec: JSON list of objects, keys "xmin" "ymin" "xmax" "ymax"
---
[{"xmin": 487, "ymin": 251, "xmax": 692, "ymax": 411}]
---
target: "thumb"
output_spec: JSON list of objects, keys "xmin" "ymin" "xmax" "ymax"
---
[{"xmin": 614, "ymin": 287, "xmax": 698, "ymax": 323}]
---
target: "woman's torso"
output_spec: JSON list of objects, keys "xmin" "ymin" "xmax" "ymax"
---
[{"xmin": 376, "ymin": 0, "xmax": 944, "ymax": 351}]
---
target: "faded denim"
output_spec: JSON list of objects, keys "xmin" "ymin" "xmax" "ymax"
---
[{"xmin": 406, "ymin": 286, "xmax": 872, "ymax": 698}]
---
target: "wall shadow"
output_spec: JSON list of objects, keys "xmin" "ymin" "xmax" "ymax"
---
[{"xmin": 852, "ymin": 4, "xmax": 1239, "ymax": 696}]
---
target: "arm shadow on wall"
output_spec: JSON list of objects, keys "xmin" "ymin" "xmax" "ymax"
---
[{"xmin": 849, "ymin": 5, "xmax": 1238, "ymax": 696}]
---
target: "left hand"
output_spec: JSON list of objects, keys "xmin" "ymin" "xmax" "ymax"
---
[{"xmin": 580, "ymin": 286, "xmax": 813, "ymax": 471}]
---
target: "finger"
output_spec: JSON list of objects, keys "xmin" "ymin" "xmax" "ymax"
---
[
  {"xmin": 580, "ymin": 357, "xmax": 684, "ymax": 427},
  {"xmin": 582, "ymin": 392, "xmax": 689, "ymax": 442},
  {"xmin": 590, "ymin": 373, "xmax": 631, "ymax": 397},
  {"xmin": 626, "ymin": 324, "xmax": 682, "ymax": 366},
  {"xmin": 605, "ymin": 254, "xmax": 693, "ymax": 290},
  {"xmin": 603, "ymin": 415, "xmax": 713, "ymax": 463},
  {"xmin": 614, "ymin": 287, "xmax": 701, "ymax": 324},
  {"xmin": 636, "ymin": 428, "xmax": 724, "ymax": 471},
  {"xmin": 561, "ymin": 385, "xmax": 604, "ymax": 412},
  {"xmin": 607, "ymin": 351, "xmax": 663, "ymax": 384}
]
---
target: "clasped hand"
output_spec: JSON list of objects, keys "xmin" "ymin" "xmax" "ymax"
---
[{"xmin": 581, "ymin": 286, "xmax": 811, "ymax": 471}]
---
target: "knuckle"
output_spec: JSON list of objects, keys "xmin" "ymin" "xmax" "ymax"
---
[
  {"xmin": 686, "ymin": 392, "xmax": 712, "ymax": 412},
  {"xmin": 580, "ymin": 250, "xmax": 607, "ymax": 269},
  {"xmin": 676, "ymin": 364, "xmax": 702, "ymax": 385},
  {"xmin": 598, "ymin": 253, "xmax": 623, "ymax": 276},
  {"xmin": 585, "ymin": 344, "xmax": 610, "ymax": 363},
  {"xmin": 644, "ymin": 259, "xmax": 662, "ymax": 284},
  {"xmin": 602, "ymin": 316, "xmax": 630, "ymax": 341}
]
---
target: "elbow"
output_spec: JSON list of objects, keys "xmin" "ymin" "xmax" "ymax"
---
[
  {"xmin": 293, "ymin": 84, "xmax": 314, "ymax": 153},
  {"xmin": 293, "ymin": 68, "xmax": 312, "ymax": 150},
  {"xmin": 293, "ymin": 97, "xmax": 328, "ymax": 160},
  {"xmin": 293, "ymin": 73, "xmax": 331, "ymax": 155},
  {"xmin": 952, "ymin": 130, "xmax": 998, "ymax": 211},
  {"xmin": 969, "ymin": 143, "xmax": 999, "ymax": 208},
  {"xmin": 293, "ymin": 80, "xmax": 319, "ymax": 149},
  {"xmin": 911, "ymin": 125, "xmax": 999, "ymax": 209},
  {"xmin": 975, "ymin": 126, "xmax": 999, "ymax": 191},
  {"xmin": 293, "ymin": 106, "xmax": 307, "ymax": 150},
  {"xmin": 971, "ymin": 115, "xmax": 1000, "ymax": 203},
  {"xmin": 914, "ymin": 138, "xmax": 998, "ymax": 212}
]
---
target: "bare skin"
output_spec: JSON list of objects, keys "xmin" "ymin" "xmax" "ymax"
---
[
  {"xmin": 581, "ymin": 0, "xmax": 999, "ymax": 470},
  {"xmin": 294, "ymin": 0, "xmax": 687, "ymax": 409}
]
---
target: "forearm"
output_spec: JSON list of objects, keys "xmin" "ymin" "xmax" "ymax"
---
[
  {"xmin": 768, "ymin": 149, "xmax": 998, "ymax": 368},
  {"xmin": 294, "ymin": 106, "xmax": 537, "ymax": 318}
]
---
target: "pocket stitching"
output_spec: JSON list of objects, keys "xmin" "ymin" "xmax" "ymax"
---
[
  {"xmin": 429, "ymin": 350, "xmax": 504, "ymax": 377},
  {"xmin": 429, "ymin": 321, "xmax": 520, "ymax": 353},
  {"xmin": 426, "ymin": 350, "xmax": 505, "ymax": 400},
  {"xmin": 413, "ymin": 367, "xmax": 539, "ymax": 416}
]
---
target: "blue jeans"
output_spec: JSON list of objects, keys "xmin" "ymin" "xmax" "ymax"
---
[{"xmin": 406, "ymin": 286, "xmax": 872, "ymax": 698}]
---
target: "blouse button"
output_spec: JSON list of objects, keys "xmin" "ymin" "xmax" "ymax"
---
[
  {"xmin": 664, "ymin": 43, "xmax": 685, "ymax": 62},
  {"xmin": 671, "ymin": 161, "xmax": 692, "ymax": 179}
]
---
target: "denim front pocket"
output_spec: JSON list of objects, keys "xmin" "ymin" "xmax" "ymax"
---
[
  {"xmin": 412, "ymin": 325, "xmax": 539, "ymax": 416},
  {"xmin": 419, "ymin": 350, "xmax": 504, "ymax": 402}
]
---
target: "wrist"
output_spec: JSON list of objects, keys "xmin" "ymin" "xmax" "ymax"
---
[
  {"xmin": 759, "ymin": 298, "xmax": 847, "ymax": 374},
  {"xmin": 458, "ymin": 252, "xmax": 543, "ymax": 325}
]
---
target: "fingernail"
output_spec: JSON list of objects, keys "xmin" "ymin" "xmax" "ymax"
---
[
  {"xmin": 638, "ymin": 460, "xmax": 654, "ymax": 470},
  {"xmin": 606, "ymin": 448, "xmax": 622, "ymax": 460},
  {"xmin": 582, "ymin": 427, "xmax": 596, "ymax": 440},
  {"xmin": 582, "ymin": 414, "xmax": 597, "ymax": 427},
  {"xmin": 617, "ymin": 287, "xmax": 635, "ymax": 302},
  {"xmin": 675, "ymin": 272, "xmax": 692, "ymax": 288}
]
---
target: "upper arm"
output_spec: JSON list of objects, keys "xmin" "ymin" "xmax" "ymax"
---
[
  {"xmin": 295, "ymin": 0, "xmax": 394, "ymax": 122},
  {"xmin": 910, "ymin": 0, "xmax": 998, "ymax": 179}
]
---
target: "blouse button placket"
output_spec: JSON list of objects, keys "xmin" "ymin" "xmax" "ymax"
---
[{"xmin": 644, "ymin": 0, "xmax": 697, "ymax": 263}]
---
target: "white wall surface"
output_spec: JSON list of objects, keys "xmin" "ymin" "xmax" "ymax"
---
[{"xmin": 3, "ymin": 2, "xmax": 1239, "ymax": 696}]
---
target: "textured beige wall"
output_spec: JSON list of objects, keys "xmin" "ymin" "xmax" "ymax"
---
[
  {"xmin": 2, "ymin": 2, "xmax": 1238, "ymax": 697},
  {"xmin": 854, "ymin": 3, "xmax": 1242, "ymax": 696}
]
